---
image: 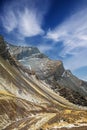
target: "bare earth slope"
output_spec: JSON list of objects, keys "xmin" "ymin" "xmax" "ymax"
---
[{"xmin": 0, "ymin": 36, "xmax": 87, "ymax": 130}]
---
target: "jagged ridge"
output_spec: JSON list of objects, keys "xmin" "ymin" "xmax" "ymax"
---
[
  {"xmin": 0, "ymin": 35, "xmax": 87, "ymax": 130},
  {"xmin": 8, "ymin": 40, "xmax": 87, "ymax": 106}
]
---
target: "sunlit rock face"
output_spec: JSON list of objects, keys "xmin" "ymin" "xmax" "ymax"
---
[
  {"xmin": 0, "ymin": 36, "xmax": 87, "ymax": 130},
  {"xmin": 8, "ymin": 43, "xmax": 87, "ymax": 106},
  {"xmin": 8, "ymin": 44, "xmax": 65, "ymax": 79}
]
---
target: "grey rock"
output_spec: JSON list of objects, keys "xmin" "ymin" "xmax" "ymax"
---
[{"xmin": 8, "ymin": 43, "xmax": 87, "ymax": 106}]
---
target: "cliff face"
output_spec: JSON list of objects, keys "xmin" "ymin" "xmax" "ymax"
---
[
  {"xmin": 8, "ymin": 43, "xmax": 87, "ymax": 106},
  {"xmin": 8, "ymin": 44, "xmax": 64, "ymax": 79},
  {"xmin": 0, "ymin": 36, "xmax": 87, "ymax": 130},
  {"xmin": 0, "ymin": 35, "xmax": 9, "ymax": 59}
]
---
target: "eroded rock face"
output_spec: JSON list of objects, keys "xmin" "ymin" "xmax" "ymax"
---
[
  {"xmin": 8, "ymin": 43, "xmax": 87, "ymax": 106},
  {"xmin": 8, "ymin": 44, "xmax": 64, "ymax": 80},
  {"xmin": 8, "ymin": 44, "xmax": 47, "ymax": 60},
  {"xmin": 0, "ymin": 35, "xmax": 8, "ymax": 59},
  {"xmin": 0, "ymin": 36, "xmax": 87, "ymax": 130}
]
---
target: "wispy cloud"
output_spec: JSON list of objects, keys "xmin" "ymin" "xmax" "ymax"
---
[
  {"xmin": 37, "ymin": 44, "xmax": 53, "ymax": 52},
  {"xmin": 47, "ymin": 9, "xmax": 87, "ymax": 54},
  {"xmin": 46, "ymin": 9, "xmax": 87, "ymax": 70},
  {"xmin": 1, "ymin": 0, "xmax": 48, "ymax": 39},
  {"xmin": 18, "ymin": 8, "xmax": 44, "ymax": 37},
  {"xmin": 1, "ymin": 11, "xmax": 17, "ymax": 32},
  {"xmin": 64, "ymin": 48, "xmax": 87, "ymax": 70}
]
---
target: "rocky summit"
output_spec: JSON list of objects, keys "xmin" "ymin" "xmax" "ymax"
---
[
  {"xmin": 0, "ymin": 36, "xmax": 87, "ymax": 130},
  {"xmin": 8, "ymin": 42, "xmax": 87, "ymax": 106}
]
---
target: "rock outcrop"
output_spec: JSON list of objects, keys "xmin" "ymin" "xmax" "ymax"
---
[
  {"xmin": 8, "ymin": 42, "xmax": 87, "ymax": 106},
  {"xmin": 0, "ymin": 35, "xmax": 8, "ymax": 59},
  {"xmin": 0, "ymin": 36, "xmax": 87, "ymax": 130}
]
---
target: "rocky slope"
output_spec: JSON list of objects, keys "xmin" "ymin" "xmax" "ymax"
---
[
  {"xmin": 8, "ymin": 42, "xmax": 87, "ymax": 106},
  {"xmin": 0, "ymin": 35, "xmax": 87, "ymax": 130}
]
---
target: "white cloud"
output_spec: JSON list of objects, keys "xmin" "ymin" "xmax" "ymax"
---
[
  {"xmin": 47, "ymin": 9, "xmax": 87, "ymax": 55},
  {"xmin": 64, "ymin": 49, "xmax": 87, "ymax": 70},
  {"xmin": 18, "ymin": 8, "xmax": 44, "ymax": 37},
  {"xmin": 1, "ymin": 11, "xmax": 17, "ymax": 32},
  {"xmin": 37, "ymin": 44, "xmax": 53, "ymax": 52},
  {"xmin": 1, "ymin": 5, "xmax": 44, "ymax": 38},
  {"xmin": 46, "ymin": 9, "xmax": 87, "ymax": 71}
]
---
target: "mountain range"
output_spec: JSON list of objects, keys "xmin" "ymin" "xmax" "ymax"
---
[{"xmin": 0, "ymin": 35, "xmax": 87, "ymax": 130}]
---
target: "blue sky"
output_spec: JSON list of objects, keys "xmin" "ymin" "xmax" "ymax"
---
[{"xmin": 0, "ymin": 0, "xmax": 87, "ymax": 81}]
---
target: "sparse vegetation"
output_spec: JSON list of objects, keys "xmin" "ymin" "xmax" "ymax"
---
[{"xmin": 0, "ymin": 36, "xmax": 87, "ymax": 130}]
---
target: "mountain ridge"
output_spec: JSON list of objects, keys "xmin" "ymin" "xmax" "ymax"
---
[
  {"xmin": 7, "ymin": 40, "xmax": 87, "ymax": 106},
  {"xmin": 0, "ymin": 35, "xmax": 87, "ymax": 130}
]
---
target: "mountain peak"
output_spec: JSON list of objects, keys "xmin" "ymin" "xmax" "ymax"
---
[
  {"xmin": 8, "ymin": 43, "xmax": 47, "ymax": 60},
  {"xmin": 0, "ymin": 36, "xmax": 87, "ymax": 129}
]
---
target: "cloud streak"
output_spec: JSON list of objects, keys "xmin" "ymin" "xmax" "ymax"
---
[
  {"xmin": 18, "ymin": 8, "xmax": 44, "ymax": 37},
  {"xmin": 1, "ymin": 11, "xmax": 17, "ymax": 32},
  {"xmin": 46, "ymin": 9, "xmax": 87, "ymax": 71},
  {"xmin": 47, "ymin": 9, "xmax": 87, "ymax": 54},
  {"xmin": 0, "ymin": 0, "xmax": 48, "ymax": 38},
  {"xmin": 37, "ymin": 44, "xmax": 53, "ymax": 52}
]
